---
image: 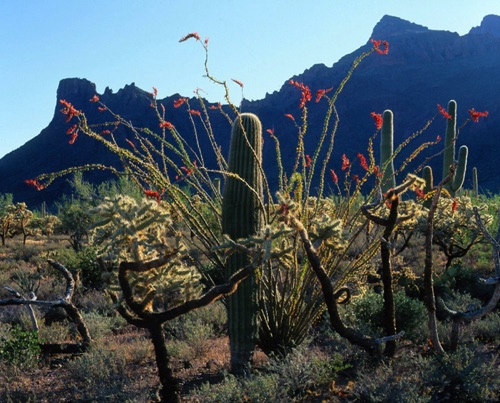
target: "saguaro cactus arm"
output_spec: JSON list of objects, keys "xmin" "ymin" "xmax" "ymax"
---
[
  {"xmin": 442, "ymin": 100, "xmax": 468, "ymax": 195},
  {"xmin": 380, "ymin": 110, "xmax": 396, "ymax": 193}
]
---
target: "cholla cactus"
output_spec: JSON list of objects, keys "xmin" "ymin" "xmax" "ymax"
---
[
  {"xmin": 90, "ymin": 195, "xmax": 202, "ymax": 309},
  {"xmin": 417, "ymin": 196, "xmax": 491, "ymax": 269}
]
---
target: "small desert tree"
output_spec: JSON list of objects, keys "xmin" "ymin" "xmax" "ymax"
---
[{"xmin": 12, "ymin": 202, "xmax": 34, "ymax": 244}]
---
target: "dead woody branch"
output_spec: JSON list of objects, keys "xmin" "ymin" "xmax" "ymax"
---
[{"xmin": 0, "ymin": 259, "xmax": 92, "ymax": 354}]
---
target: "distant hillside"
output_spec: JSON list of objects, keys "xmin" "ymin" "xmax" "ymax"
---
[{"xmin": 2, "ymin": 14, "xmax": 500, "ymax": 208}]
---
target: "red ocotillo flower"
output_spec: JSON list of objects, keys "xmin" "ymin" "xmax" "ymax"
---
[
  {"xmin": 174, "ymin": 97, "xmax": 188, "ymax": 108},
  {"xmin": 330, "ymin": 169, "xmax": 338, "ymax": 185},
  {"xmin": 59, "ymin": 99, "xmax": 80, "ymax": 122},
  {"xmin": 179, "ymin": 32, "xmax": 200, "ymax": 42},
  {"xmin": 289, "ymin": 79, "xmax": 312, "ymax": 108},
  {"xmin": 315, "ymin": 87, "xmax": 333, "ymax": 103},
  {"xmin": 25, "ymin": 179, "xmax": 44, "ymax": 191},
  {"xmin": 144, "ymin": 189, "xmax": 162, "ymax": 204},
  {"xmin": 437, "ymin": 104, "xmax": 452, "ymax": 119},
  {"xmin": 357, "ymin": 153, "xmax": 369, "ymax": 171},
  {"xmin": 341, "ymin": 154, "xmax": 350, "ymax": 171},
  {"xmin": 469, "ymin": 108, "xmax": 488, "ymax": 122},
  {"xmin": 231, "ymin": 78, "xmax": 244, "ymax": 88},
  {"xmin": 370, "ymin": 38, "xmax": 389, "ymax": 54},
  {"xmin": 159, "ymin": 121, "xmax": 174, "ymax": 130},
  {"xmin": 89, "ymin": 95, "xmax": 99, "ymax": 102},
  {"xmin": 371, "ymin": 112, "xmax": 383, "ymax": 129}
]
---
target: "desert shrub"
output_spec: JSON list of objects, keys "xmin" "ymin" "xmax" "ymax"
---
[
  {"xmin": 349, "ymin": 289, "xmax": 427, "ymax": 341},
  {"xmin": 49, "ymin": 246, "xmax": 101, "ymax": 289},
  {"xmin": 165, "ymin": 301, "xmax": 226, "ymax": 339},
  {"xmin": 75, "ymin": 289, "xmax": 114, "ymax": 315},
  {"xmin": 0, "ymin": 388, "xmax": 37, "ymax": 403},
  {"xmin": 266, "ymin": 345, "xmax": 350, "ymax": 397},
  {"xmin": 352, "ymin": 353, "xmax": 430, "ymax": 402},
  {"xmin": 81, "ymin": 311, "xmax": 126, "ymax": 340},
  {"xmin": 164, "ymin": 302, "xmax": 226, "ymax": 361},
  {"xmin": 66, "ymin": 343, "xmax": 131, "ymax": 401},
  {"xmin": 440, "ymin": 289, "xmax": 483, "ymax": 312},
  {"xmin": 436, "ymin": 262, "xmax": 494, "ymax": 304},
  {"xmin": 0, "ymin": 325, "xmax": 41, "ymax": 370},
  {"xmin": 192, "ymin": 372, "xmax": 280, "ymax": 403},
  {"xmin": 473, "ymin": 311, "xmax": 500, "ymax": 344},
  {"xmin": 10, "ymin": 244, "xmax": 42, "ymax": 262},
  {"xmin": 37, "ymin": 321, "xmax": 70, "ymax": 344},
  {"xmin": 166, "ymin": 320, "xmax": 214, "ymax": 361},
  {"xmin": 426, "ymin": 347, "xmax": 500, "ymax": 402},
  {"xmin": 191, "ymin": 344, "xmax": 351, "ymax": 401},
  {"xmin": 118, "ymin": 336, "xmax": 153, "ymax": 365}
]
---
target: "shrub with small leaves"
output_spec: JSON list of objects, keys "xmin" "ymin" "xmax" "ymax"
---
[
  {"xmin": 427, "ymin": 347, "xmax": 500, "ymax": 402},
  {"xmin": 349, "ymin": 290, "xmax": 427, "ymax": 341},
  {"xmin": 0, "ymin": 325, "xmax": 41, "ymax": 369}
]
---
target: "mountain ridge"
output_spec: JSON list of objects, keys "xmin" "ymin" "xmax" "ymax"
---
[{"xmin": 2, "ymin": 14, "xmax": 500, "ymax": 207}]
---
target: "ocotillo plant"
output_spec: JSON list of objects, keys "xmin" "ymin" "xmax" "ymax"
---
[
  {"xmin": 380, "ymin": 110, "xmax": 396, "ymax": 193},
  {"xmin": 222, "ymin": 113, "xmax": 265, "ymax": 375},
  {"xmin": 442, "ymin": 100, "xmax": 468, "ymax": 196}
]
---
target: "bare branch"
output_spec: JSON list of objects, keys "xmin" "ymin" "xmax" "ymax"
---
[{"xmin": 47, "ymin": 259, "xmax": 75, "ymax": 301}]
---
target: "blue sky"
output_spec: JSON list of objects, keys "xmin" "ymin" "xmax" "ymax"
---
[{"xmin": 1, "ymin": 0, "xmax": 500, "ymax": 159}]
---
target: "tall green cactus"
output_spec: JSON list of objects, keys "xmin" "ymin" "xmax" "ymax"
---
[
  {"xmin": 422, "ymin": 165, "xmax": 434, "ymax": 209},
  {"xmin": 472, "ymin": 167, "xmax": 479, "ymax": 197},
  {"xmin": 380, "ymin": 110, "xmax": 396, "ymax": 193},
  {"xmin": 443, "ymin": 100, "xmax": 468, "ymax": 196},
  {"xmin": 222, "ymin": 113, "xmax": 264, "ymax": 375}
]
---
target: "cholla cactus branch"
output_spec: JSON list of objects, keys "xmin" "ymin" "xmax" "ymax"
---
[
  {"xmin": 423, "ymin": 163, "xmax": 456, "ymax": 355},
  {"xmin": 437, "ymin": 206, "xmax": 500, "ymax": 351},
  {"xmin": 288, "ymin": 213, "xmax": 382, "ymax": 356},
  {"xmin": 119, "ymin": 249, "xmax": 180, "ymax": 273}
]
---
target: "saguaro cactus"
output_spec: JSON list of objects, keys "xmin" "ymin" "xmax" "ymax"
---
[
  {"xmin": 380, "ymin": 110, "xmax": 396, "ymax": 193},
  {"xmin": 422, "ymin": 165, "xmax": 434, "ymax": 209},
  {"xmin": 443, "ymin": 100, "xmax": 468, "ymax": 196},
  {"xmin": 472, "ymin": 166, "xmax": 479, "ymax": 197},
  {"xmin": 222, "ymin": 113, "xmax": 264, "ymax": 375}
]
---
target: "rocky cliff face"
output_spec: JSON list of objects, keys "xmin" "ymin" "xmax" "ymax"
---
[
  {"xmin": 469, "ymin": 15, "xmax": 500, "ymax": 37},
  {"xmin": 2, "ymin": 15, "xmax": 500, "ymax": 207}
]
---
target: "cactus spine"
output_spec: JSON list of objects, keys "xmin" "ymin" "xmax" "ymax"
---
[
  {"xmin": 443, "ymin": 100, "xmax": 468, "ymax": 195},
  {"xmin": 380, "ymin": 110, "xmax": 396, "ymax": 193},
  {"xmin": 222, "ymin": 113, "xmax": 264, "ymax": 375}
]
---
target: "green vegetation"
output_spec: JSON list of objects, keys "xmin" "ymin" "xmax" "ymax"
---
[{"xmin": 1, "ymin": 34, "xmax": 498, "ymax": 402}]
